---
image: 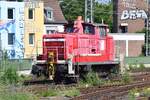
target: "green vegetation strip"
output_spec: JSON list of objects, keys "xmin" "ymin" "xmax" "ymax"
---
[
  {"xmin": 128, "ymin": 87, "xmax": 150, "ymax": 100},
  {"xmin": 0, "ymin": 67, "xmax": 138, "ymax": 99},
  {"xmin": 0, "ymin": 92, "xmax": 37, "ymax": 100},
  {"xmin": 125, "ymin": 57, "xmax": 150, "ymax": 64}
]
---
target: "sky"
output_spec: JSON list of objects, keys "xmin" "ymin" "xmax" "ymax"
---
[{"xmin": 96, "ymin": 0, "xmax": 111, "ymax": 4}]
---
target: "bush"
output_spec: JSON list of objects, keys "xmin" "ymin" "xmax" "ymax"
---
[
  {"xmin": 84, "ymin": 72, "xmax": 104, "ymax": 86},
  {"xmin": 61, "ymin": 88, "xmax": 80, "ymax": 97},
  {"xmin": 1, "ymin": 67, "xmax": 19, "ymax": 84},
  {"xmin": 128, "ymin": 88, "xmax": 140, "ymax": 100},
  {"xmin": 142, "ymin": 88, "xmax": 150, "ymax": 97},
  {"xmin": 122, "ymin": 72, "xmax": 133, "ymax": 84},
  {"xmin": 139, "ymin": 64, "xmax": 145, "ymax": 71},
  {"xmin": 40, "ymin": 89, "xmax": 58, "ymax": 97},
  {"xmin": 128, "ymin": 64, "xmax": 133, "ymax": 71}
]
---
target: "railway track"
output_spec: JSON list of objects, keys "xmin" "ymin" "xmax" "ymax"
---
[
  {"xmin": 21, "ymin": 72, "xmax": 150, "ymax": 100},
  {"xmin": 23, "ymin": 72, "xmax": 150, "ymax": 85},
  {"xmin": 71, "ymin": 81, "xmax": 150, "ymax": 100},
  {"xmin": 23, "ymin": 79, "xmax": 54, "ymax": 85},
  {"xmin": 73, "ymin": 72, "xmax": 150, "ymax": 100}
]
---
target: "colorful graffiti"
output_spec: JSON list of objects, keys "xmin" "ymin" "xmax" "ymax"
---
[
  {"xmin": 0, "ymin": 8, "xmax": 24, "ymax": 59},
  {"xmin": 0, "ymin": 20, "xmax": 15, "ymax": 31}
]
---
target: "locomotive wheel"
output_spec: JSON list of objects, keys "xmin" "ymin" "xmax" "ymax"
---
[
  {"xmin": 54, "ymin": 65, "xmax": 66, "ymax": 84},
  {"xmin": 31, "ymin": 64, "xmax": 49, "ymax": 79}
]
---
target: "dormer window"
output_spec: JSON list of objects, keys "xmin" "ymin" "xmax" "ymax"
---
[
  {"xmin": 44, "ymin": 7, "xmax": 53, "ymax": 21},
  {"xmin": 47, "ymin": 10, "xmax": 52, "ymax": 19}
]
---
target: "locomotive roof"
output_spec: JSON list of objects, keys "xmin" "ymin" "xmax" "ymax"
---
[
  {"xmin": 65, "ymin": 22, "xmax": 96, "ymax": 27},
  {"xmin": 65, "ymin": 22, "xmax": 108, "ymax": 27},
  {"xmin": 94, "ymin": 23, "xmax": 108, "ymax": 27}
]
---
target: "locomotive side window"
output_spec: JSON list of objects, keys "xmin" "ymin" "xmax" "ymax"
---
[
  {"xmin": 65, "ymin": 25, "xmax": 74, "ymax": 33},
  {"xmin": 83, "ymin": 24, "xmax": 95, "ymax": 35},
  {"xmin": 99, "ymin": 27, "xmax": 106, "ymax": 37}
]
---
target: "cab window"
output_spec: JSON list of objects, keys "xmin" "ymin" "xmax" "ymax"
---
[
  {"xmin": 83, "ymin": 24, "xmax": 95, "ymax": 35},
  {"xmin": 65, "ymin": 24, "xmax": 74, "ymax": 33},
  {"xmin": 99, "ymin": 27, "xmax": 106, "ymax": 37}
]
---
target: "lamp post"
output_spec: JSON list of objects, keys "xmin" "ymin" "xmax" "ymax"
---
[
  {"xmin": 85, "ymin": 0, "xmax": 93, "ymax": 23},
  {"xmin": 146, "ymin": 0, "xmax": 149, "ymax": 56}
]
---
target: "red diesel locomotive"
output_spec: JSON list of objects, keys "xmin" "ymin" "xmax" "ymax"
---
[{"xmin": 31, "ymin": 16, "xmax": 119, "ymax": 82}]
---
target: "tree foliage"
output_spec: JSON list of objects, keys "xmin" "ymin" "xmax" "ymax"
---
[
  {"xmin": 59, "ymin": 0, "xmax": 113, "ymax": 32},
  {"xmin": 60, "ymin": 0, "xmax": 85, "ymax": 21}
]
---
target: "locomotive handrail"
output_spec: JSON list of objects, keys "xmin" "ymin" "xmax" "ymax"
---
[{"xmin": 45, "ymin": 46, "xmax": 65, "ymax": 61}]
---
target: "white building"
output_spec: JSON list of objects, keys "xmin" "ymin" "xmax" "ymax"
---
[
  {"xmin": 43, "ymin": 0, "xmax": 67, "ymax": 34},
  {"xmin": 0, "ymin": 1, "xmax": 24, "ymax": 59}
]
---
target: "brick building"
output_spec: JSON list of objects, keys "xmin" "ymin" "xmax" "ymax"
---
[{"xmin": 113, "ymin": 0, "xmax": 148, "ymax": 33}]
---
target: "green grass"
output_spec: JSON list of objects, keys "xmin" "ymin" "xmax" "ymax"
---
[
  {"xmin": 0, "ymin": 67, "xmax": 20, "ymax": 85},
  {"xmin": 0, "ymin": 82, "xmax": 37, "ymax": 100},
  {"xmin": 128, "ymin": 88, "xmax": 139, "ymax": 100},
  {"xmin": 40, "ymin": 89, "xmax": 58, "ymax": 97},
  {"xmin": 0, "ymin": 67, "xmax": 38, "ymax": 100},
  {"xmin": 142, "ymin": 88, "xmax": 150, "ymax": 97},
  {"xmin": 39, "ymin": 87, "xmax": 80, "ymax": 98},
  {"xmin": 59, "ymin": 87, "xmax": 80, "ymax": 97},
  {"xmin": 128, "ymin": 87, "xmax": 150, "ymax": 100},
  {"xmin": 121, "ymin": 72, "xmax": 133, "ymax": 84},
  {"xmin": 127, "ymin": 64, "xmax": 148, "ymax": 72},
  {"xmin": 0, "ymin": 92, "xmax": 37, "ymax": 100}
]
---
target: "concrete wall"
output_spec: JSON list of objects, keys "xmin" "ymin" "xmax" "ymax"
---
[
  {"xmin": 44, "ymin": 24, "xmax": 64, "ymax": 34},
  {"xmin": 0, "ymin": 1, "xmax": 24, "ymax": 59},
  {"xmin": 110, "ymin": 33, "xmax": 145, "ymax": 57}
]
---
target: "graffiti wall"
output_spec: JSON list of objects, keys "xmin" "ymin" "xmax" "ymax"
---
[
  {"xmin": 0, "ymin": 1, "xmax": 24, "ymax": 59},
  {"xmin": 120, "ymin": 0, "xmax": 147, "ymax": 20},
  {"xmin": 113, "ymin": 0, "xmax": 147, "ymax": 33},
  {"xmin": 121, "ymin": 10, "xmax": 147, "ymax": 20}
]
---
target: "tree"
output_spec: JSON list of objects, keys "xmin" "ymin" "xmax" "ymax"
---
[
  {"xmin": 59, "ymin": 0, "xmax": 113, "ymax": 32},
  {"xmin": 94, "ymin": 1, "xmax": 113, "ymax": 31},
  {"xmin": 60, "ymin": 0, "xmax": 85, "ymax": 21}
]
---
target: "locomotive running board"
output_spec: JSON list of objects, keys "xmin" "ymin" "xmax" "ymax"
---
[
  {"xmin": 35, "ymin": 60, "xmax": 66, "ymax": 64},
  {"xmin": 74, "ymin": 61, "xmax": 120, "ymax": 65},
  {"xmin": 79, "ymin": 54, "xmax": 101, "ymax": 56}
]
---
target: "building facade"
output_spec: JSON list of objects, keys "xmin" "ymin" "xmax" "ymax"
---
[
  {"xmin": 24, "ymin": 1, "xmax": 44, "ymax": 58},
  {"xmin": 113, "ymin": 0, "xmax": 148, "ymax": 33},
  {"xmin": 43, "ymin": 0, "xmax": 67, "ymax": 34},
  {"xmin": 0, "ymin": 1, "xmax": 24, "ymax": 59}
]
